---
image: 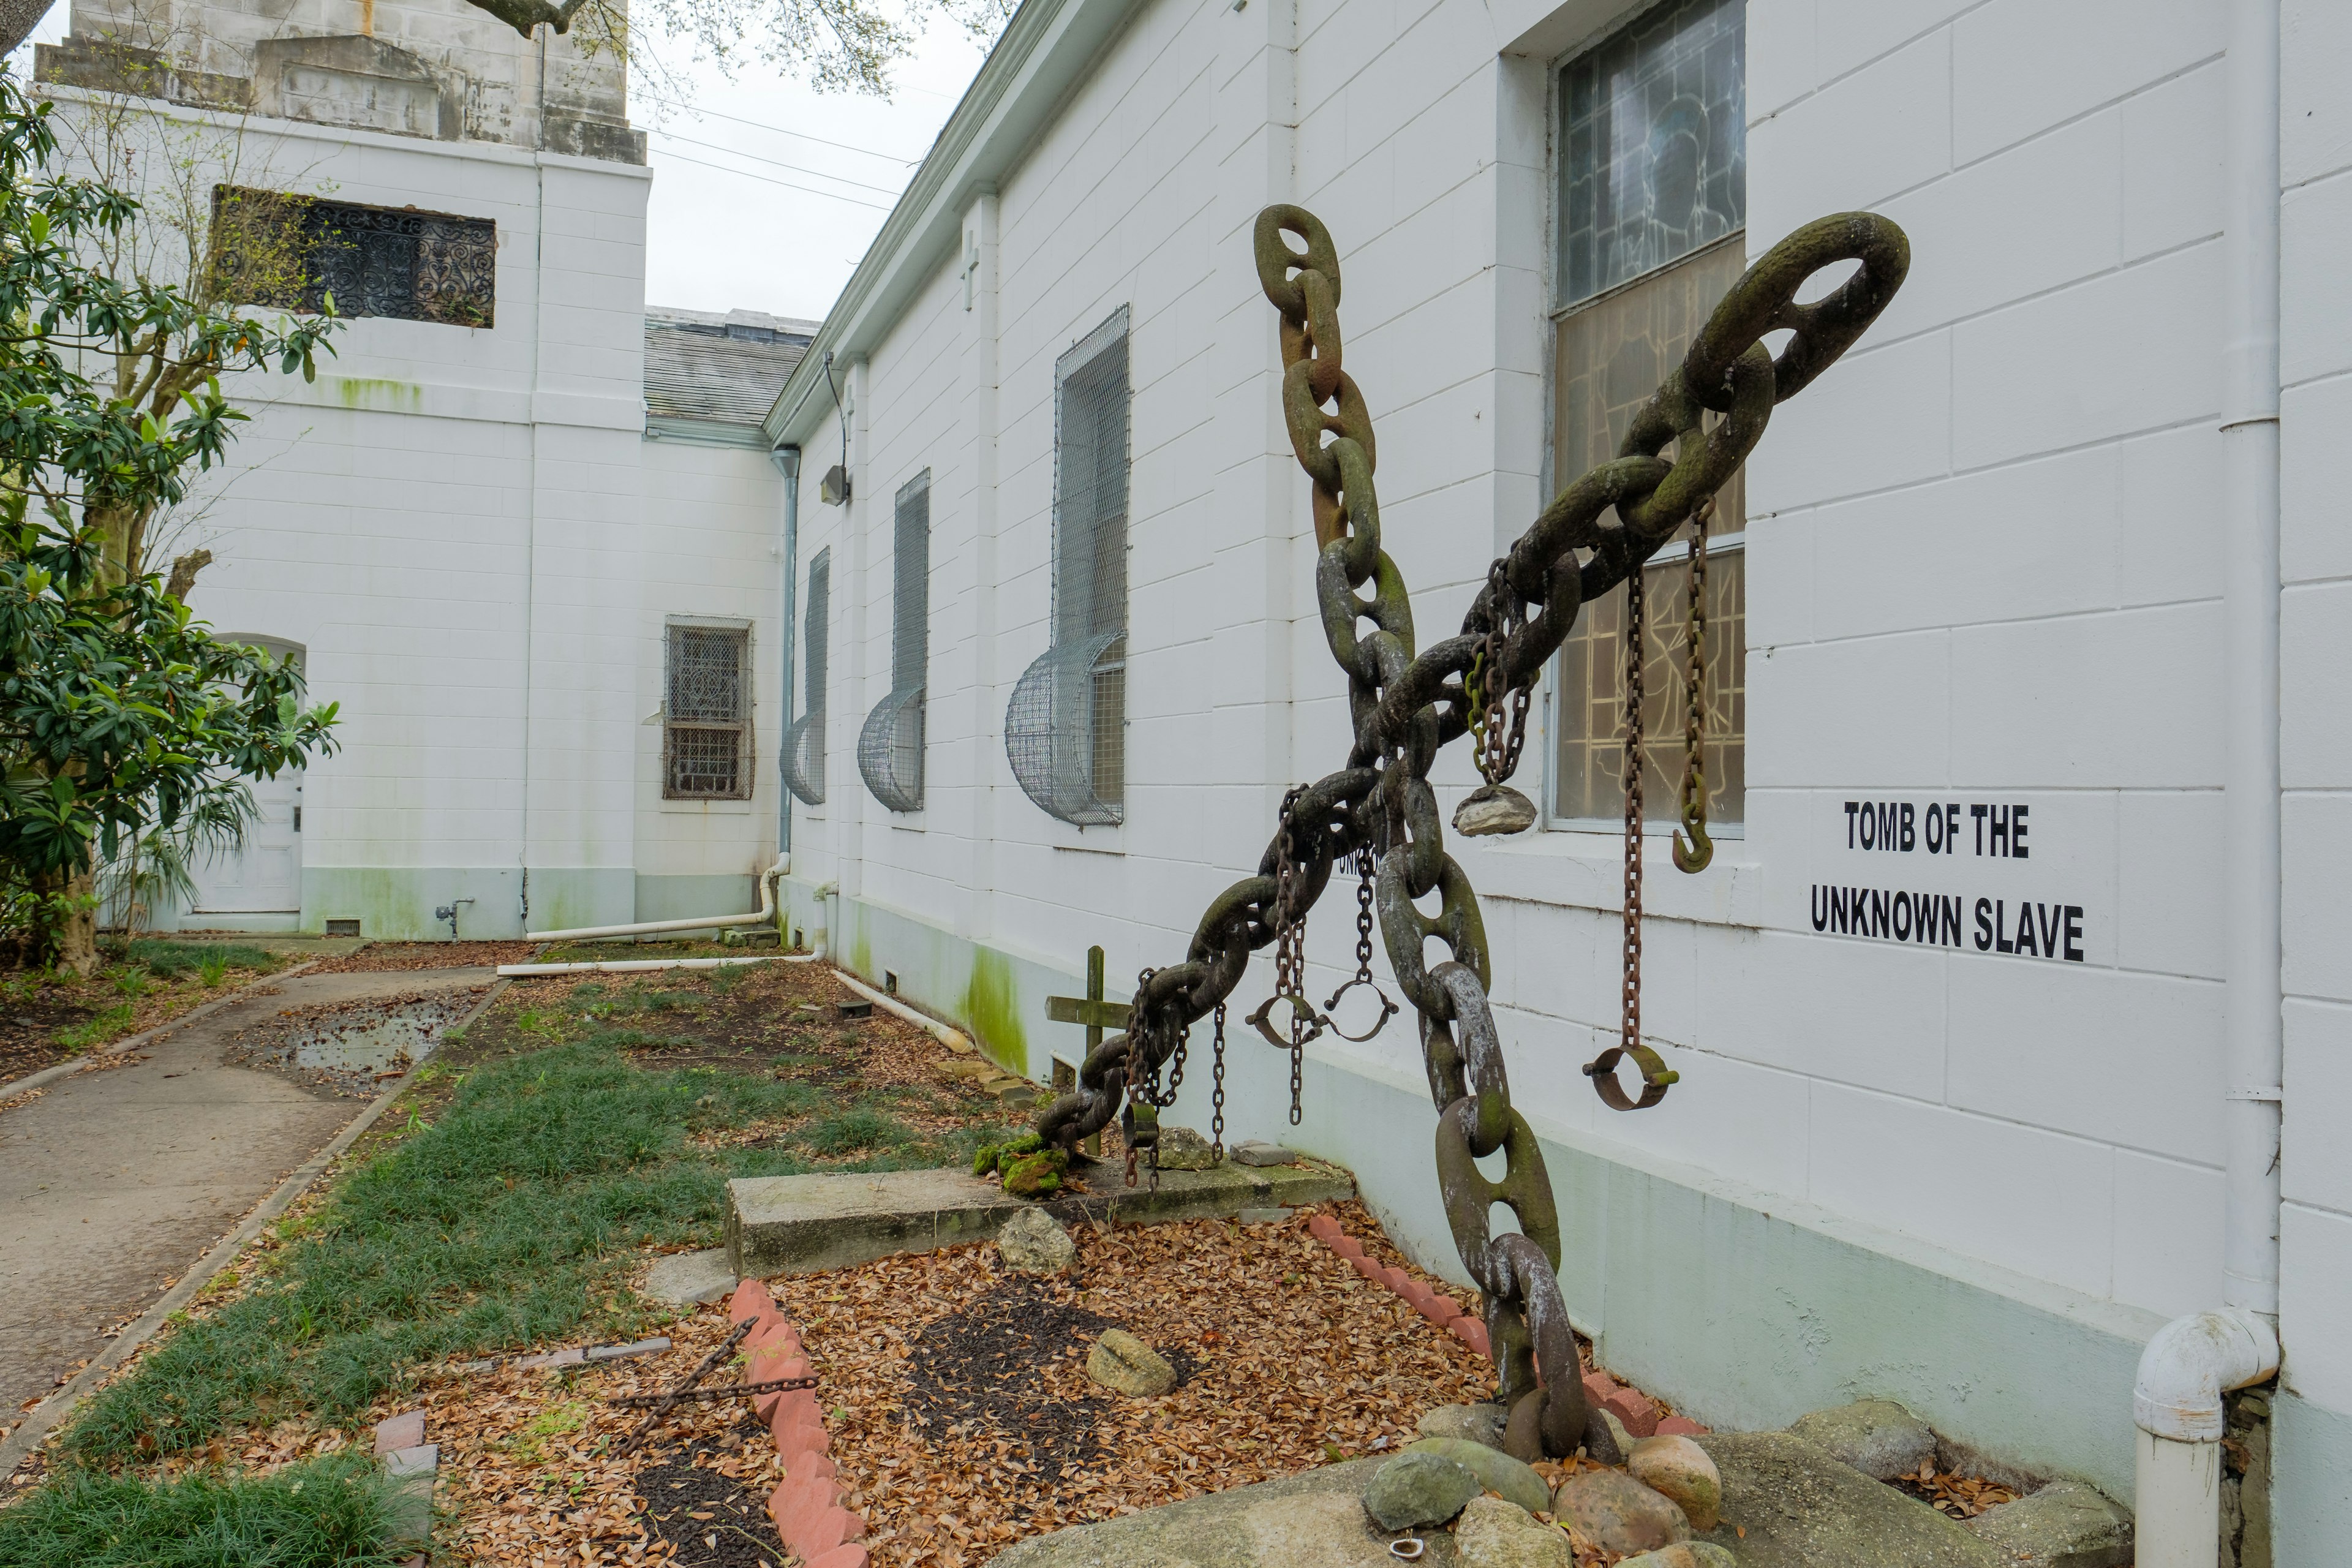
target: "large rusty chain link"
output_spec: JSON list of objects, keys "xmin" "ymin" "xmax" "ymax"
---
[{"xmin": 1036, "ymin": 205, "xmax": 1907, "ymax": 1462}]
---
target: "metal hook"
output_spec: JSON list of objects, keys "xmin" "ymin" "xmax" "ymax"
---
[{"xmin": 1672, "ymin": 813, "xmax": 1713, "ymax": 873}]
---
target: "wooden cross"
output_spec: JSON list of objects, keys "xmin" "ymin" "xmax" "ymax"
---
[{"xmin": 1045, "ymin": 944, "xmax": 1126, "ymax": 1156}]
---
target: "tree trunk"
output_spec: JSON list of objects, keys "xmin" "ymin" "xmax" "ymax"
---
[
  {"xmin": 0, "ymin": 0, "xmax": 55, "ymax": 59},
  {"xmin": 34, "ymin": 860, "xmax": 102, "ymax": 978}
]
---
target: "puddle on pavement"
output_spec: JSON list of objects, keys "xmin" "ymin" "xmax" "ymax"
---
[{"xmin": 226, "ymin": 990, "xmax": 486, "ymax": 1098}]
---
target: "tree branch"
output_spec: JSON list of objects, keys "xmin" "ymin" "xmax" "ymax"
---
[
  {"xmin": 165, "ymin": 548, "xmax": 212, "ymax": 603},
  {"xmin": 463, "ymin": 0, "xmax": 595, "ymax": 37}
]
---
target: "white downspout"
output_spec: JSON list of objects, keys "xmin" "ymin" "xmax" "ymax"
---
[{"xmin": 2134, "ymin": 1, "xmax": 2282, "ymax": 1561}]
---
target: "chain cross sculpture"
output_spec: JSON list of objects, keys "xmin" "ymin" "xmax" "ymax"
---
[{"xmin": 1036, "ymin": 206, "xmax": 1909, "ymax": 1464}]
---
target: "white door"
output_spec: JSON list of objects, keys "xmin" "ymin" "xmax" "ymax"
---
[{"xmin": 190, "ymin": 769, "xmax": 303, "ymax": 914}]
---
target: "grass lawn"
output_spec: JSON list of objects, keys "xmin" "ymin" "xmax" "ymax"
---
[{"xmin": 2, "ymin": 953, "xmax": 1029, "ymax": 1563}]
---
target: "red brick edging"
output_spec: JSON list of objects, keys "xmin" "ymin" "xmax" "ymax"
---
[
  {"xmin": 1301, "ymin": 1213, "xmax": 1705, "ymax": 1442},
  {"xmin": 728, "ymin": 1281, "xmax": 869, "ymax": 1568}
]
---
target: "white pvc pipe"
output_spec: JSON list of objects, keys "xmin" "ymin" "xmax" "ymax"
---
[
  {"xmin": 830, "ymin": 967, "xmax": 975, "ymax": 1054},
  {"xmin": 2135, "ymin": 1430, "xmax": 2222, "ymax": 1568},
  {"xmin": 2131, "ymin": 11, "xmax": 2282, "ymax": 1564},
  {"xmin": 2218, "ymin": 0, "xmax": 2283, "ymax": 1326},
  {"xmin": 525, "ymin": 858, "xmax": 788, "ymax": 943},
  {"xmin": 2133, "ymin": 1309, "xmax": 2279, "ymax": 1567},
  {"xmin": 495, "ymin": 954, "xmax": 822, "ymax": 977}
]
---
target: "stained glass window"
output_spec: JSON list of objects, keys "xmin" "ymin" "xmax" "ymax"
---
[
  {"xmin": 1558, "ymin": 0, "xmax": 1744, "ymax": 307},
  {"xmin": 1551, "ymin": 0, "xmax": 1746, "ymax": 828}
]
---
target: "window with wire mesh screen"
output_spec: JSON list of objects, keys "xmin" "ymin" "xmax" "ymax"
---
[
  {"xmin": 859, "ymin": 473, "xmax": 929, "ymax": 813},
  {"xmin": 784, "ymin": 549, "xmax": 829, "ymax": 806},
  {"xmin": 664, "ymin": 622, "xmax": 753, "ymax": 799},
  {"xmin": 1007, "ymin": 307, "xmax": 1130, "ymax": 826}
]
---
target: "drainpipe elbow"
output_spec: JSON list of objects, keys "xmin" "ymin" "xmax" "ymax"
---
[{"xmin": 2133, "ymin": 1307, "xmax": 2279, "ymax": 1442}]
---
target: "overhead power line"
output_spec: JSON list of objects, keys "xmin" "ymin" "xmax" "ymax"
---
[
  {"xmin": 647, "ymin": 128, "xmax": 908, "ymax": 197},
  {"xmin": 638, "ymin": 95, "xmax": 929, "ymax": 166},
  {"xmin": 650, "ymin": 148, "xmax": 897, "ymax": 211}
]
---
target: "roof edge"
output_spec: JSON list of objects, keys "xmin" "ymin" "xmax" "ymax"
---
[{"xmin": 760, "ymin": 0, "xmax": 1145, "ymax": 449}]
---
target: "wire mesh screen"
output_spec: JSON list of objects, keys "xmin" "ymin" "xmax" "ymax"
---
[
  {"xmin": 860, "ymin": 475, "xmax": 929, "ymax": 812},
  {"xmin": 1008, "ymin": 309, "xmax": 1130, "ymax": 826},
  {"xmin": 784, "ymin": 549, "xmax": 829, "ymax": 805},
  {"xmin": 664, "ymin": 624, "xmax": 751, "ymax": 799},
  {"xmin": 1006, "ymin": 630, "xmax": 1125, "ymax": 826}
]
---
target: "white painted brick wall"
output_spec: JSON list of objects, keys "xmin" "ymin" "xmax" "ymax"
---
[{"xmin": 783, "ymin": 0, "xmax": 2347, "ymax": 1367}]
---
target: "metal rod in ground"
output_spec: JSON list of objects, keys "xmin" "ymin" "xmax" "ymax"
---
[
  {"xmin": 603, "ymin": 1375, "xmax": 816, "ymax": 1410},
  {"xmin": 617, "ymin": 1317, "xmax": 755, "ymax": 1452}
]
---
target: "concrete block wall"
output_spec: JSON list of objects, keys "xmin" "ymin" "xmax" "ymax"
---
[{"xmin": 783, "ymin": 0, "xmax": 2352, "ymax": 1547}]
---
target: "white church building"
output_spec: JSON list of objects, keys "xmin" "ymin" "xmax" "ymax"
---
[{"xmin": 42, "ymin": 0, "xmax": 2352, "ymax": 1556}]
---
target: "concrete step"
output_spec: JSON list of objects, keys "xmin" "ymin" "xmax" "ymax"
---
[{"xmin": 725, "ymin": 1156, "xmax": 1355, "ymax": 1277}]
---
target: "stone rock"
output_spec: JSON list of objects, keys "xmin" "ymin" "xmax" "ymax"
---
[
  {"xmin": 1599, "ymin": 1408, "xmax": 1637, "ymax": 1463},
  {"xmin": 1233, "ymin": 1140, "xmax": 1299, "ymax": 1166},
  {"xmin": 986, "ymin": 1458, "xmax": 1461, "ymax": 1567},
  {"xmin": 1786, "ymin": 1400, "xmax": 1938, "ymax": 1482},
  {"xmin": 1363, "ymin": 1451, "xmax": 1482, "ymax": 1531},
  {"xmin": 1087, "ymin": 1329, "xmax": 1177, "ymax": 1397},
  {"xmin": 1453, "ymin": 783, "xmax": 1539, "ymax": 837},
  {"xmin": 1691, "ymin": 1432, "xmax": 2010, "ymax": 1568},
  {"xmin": 1417, "ymin": 1402, "xmax": 1508, "ymax": 1451},
  {"xmin": 1156, "ymin": 1125, "xmax": 1218, "ymax": 1170},
  {"xmin": 1401, "ymin": 1438, "xmax": 1550, "ymax": 1517},
  {"xmin": 1550, "ymin": 1469, "xmax": 1691, "ymax": 1556},
  {"xmin": 641, "ymin": 1247, "xmax": 737, "ymax": 1306},
  {"xmin": 1452, "ymin": 1496, "xmax": 1572, "ymax": 1568},
  {"xmin": 1628, "ymin": 1434, "xmax": 1723, "ymax": 1533},
  {"xmin": 1965, "ymin": 1482, "xmax": 2133, "ymax": 1568},
  {"xmin": 1618, "ymin": 1547, "xmax": 1739, "ymax": 1568},
  {"xmin": 997, "ymin": 1207, "xmax": 1077, "ymax": 1275}
]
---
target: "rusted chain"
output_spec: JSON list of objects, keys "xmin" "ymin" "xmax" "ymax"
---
[{"xmin": 1035, "ymin": 205, "xmax": 1908, "ymax": 1461}]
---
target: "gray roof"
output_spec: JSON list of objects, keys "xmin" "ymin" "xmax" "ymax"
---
[{"xmin": 644, "ymin": 307, "xmax": 819, "ymax": 428}]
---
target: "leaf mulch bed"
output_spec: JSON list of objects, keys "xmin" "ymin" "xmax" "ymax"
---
[
  {"xmin": 772, "ymin": 1201, "xmax": 1498, "ymax": 1566},
  {"xmin": 309, "ymin": 940, "xmax": 546, "ymax": 973}
]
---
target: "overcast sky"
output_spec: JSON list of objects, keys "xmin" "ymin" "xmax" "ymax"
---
[
  {"xmin": 635, "ymin": 26, "xmax": 986, "ymax": 322},
  {"xmin": 11, "ymin": 6, "xmax": 987, "ymax": 326}
]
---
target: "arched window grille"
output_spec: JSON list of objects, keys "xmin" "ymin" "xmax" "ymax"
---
[
  {"xmin": 1008, "ymin": 306, "xmax": 1129, "ymax": 826},
  {"xmin": 784, "ymin": 548, "xmax": 828, "ymax": 805},
  {"xmin": 859, "ymin": 472, "xmax": 929, "ymax": 812}
]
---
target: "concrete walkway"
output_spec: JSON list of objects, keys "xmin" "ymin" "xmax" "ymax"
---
[{"xmin": 0, "ymin": 967, "xmax": 494, "ymax": 1437}]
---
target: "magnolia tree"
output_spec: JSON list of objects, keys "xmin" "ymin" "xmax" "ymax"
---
[{"xmin": 0, "ymin": 72, "xmax": 339, "ymax": 972}]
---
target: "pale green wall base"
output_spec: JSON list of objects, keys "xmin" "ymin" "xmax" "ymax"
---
[
  {"xmin": 295, "ymin": 867, "xmax": 633, "ymax": 940},
  {"xmin": 781, "ymin": 878, "xmax": 1105, "ymax": 1082},
  {"xmin": 782, "ymin": 880, "xmax": 2178, "ymax": 1505},
  {"xmin": 635, "ymin": 873, "xmax": 760, "ymax": 924},
  {"xmin": 155, "ymin": 909, "xmax": 301, "ymax": 933},
  {"xmin": 2274, "ymin": 1385, "xmax": 2352, "ymax": 1567}
]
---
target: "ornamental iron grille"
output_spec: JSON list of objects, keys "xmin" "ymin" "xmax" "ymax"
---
[
  {"xmin": 212, "ymin": 185, "xmax": 496, "ymax": 327},
  {"xmin": 1033, "ymin": 202, "xmax": 1908, "ymax": 1465},
  {"xmin": 1009, "ymin": 307, "xmax": 1131, "ymax": 826},
  {"xmin": 784, "ymin": 549, "xmax": 830, "ymax": 806},
  {"xmin": 858, "ymin": 472, "xmax": 929, "ymax": 813},
  {"xmin": 664, "ymin": 623, "xmax": 753, "ymax": 799}
]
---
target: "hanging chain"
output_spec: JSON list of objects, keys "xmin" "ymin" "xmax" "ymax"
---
[
  {"xmin": 1323, "ymin": 846, "xmax": 1400, "ymax": 1042},
  {"xmin": 1031, "ymin": 204, "xmax": 1910, "ymax": 1460},
  {"xmin": 1672, "ymin": 499, "xmax": 1715, "ymax": 874},
  {"xmin": 1209, "ymin": 1000, "xmax": 1227, "ymax": 1157},
  {"xmin": 1621, "ymin": 573, "xmax": 1645, "ymax": 1058}
]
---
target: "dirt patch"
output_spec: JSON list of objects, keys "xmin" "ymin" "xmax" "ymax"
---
[
  {"xmin": 309, "ymin": 940, "xmax": 544, "ymax": 974},
  {"xmin": 222, "ymin": 988, "xmax": 490, "ymax": 1097},
  {"xmin": 635, "ymin": 1434, "xmax": 790, "ymax": 1568},
  {"xmin": 0, "ymin": 958, "xmax": 293, "ymax": 1091}
]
